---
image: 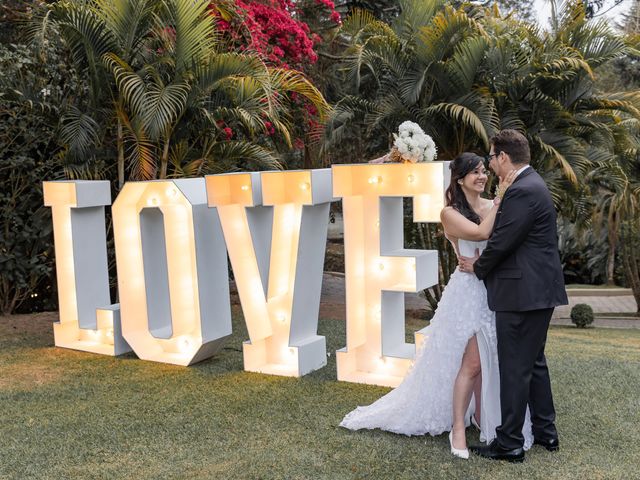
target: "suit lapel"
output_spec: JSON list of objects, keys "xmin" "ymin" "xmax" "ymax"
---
[{"xmin": 490, "ymin": 166, "xmax": 533, "ymax": 234}]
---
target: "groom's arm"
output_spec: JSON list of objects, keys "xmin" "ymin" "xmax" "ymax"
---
[{"xmin": 473, "ymin": 187, "xmax": 535, "ymax": 280}]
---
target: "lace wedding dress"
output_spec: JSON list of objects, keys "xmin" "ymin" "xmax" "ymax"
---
[{"xmin": 340, "ymin": 239, "xmax": 533, "ymax": 449}]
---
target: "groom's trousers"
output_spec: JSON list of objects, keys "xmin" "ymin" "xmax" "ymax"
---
[{"xmin": 495, "ymin": 308, "xmax": 558, "ymax": 450}]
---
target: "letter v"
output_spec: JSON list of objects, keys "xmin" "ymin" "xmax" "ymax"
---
[{"xmin": 206, "ymin": 170, "xmax": 333, "ymax": 377}]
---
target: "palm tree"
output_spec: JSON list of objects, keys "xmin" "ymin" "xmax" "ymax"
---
[
  {"xmin": 326, "ymin": 0, "xmax": 496, "ymax": 159},
  {"xmin": 324, "ymin": 0, "xmax": 640, "ymax": 306},
  {"xmin": 36, "ymin": 0, "xmax": 329, "ymax": 188}
]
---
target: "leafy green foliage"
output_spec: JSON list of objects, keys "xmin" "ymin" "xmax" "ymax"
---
[
  {"xmin": 324, "ymin": 0, "xmax": 640, "ymax": 305},
  {"xmin": 0, "ymin": 0, "xmax": 332, "ymax": 314},
  {"xmin": 22, "ymin": 0, "xmax": 330, "ymax": 187},
  {"xmin": 0, "ymin": 37, "xmax": 79, "ymax": 314},
  {"xmin": 0, "ymin": 103, "xmax": 59, "ymax": 314}
]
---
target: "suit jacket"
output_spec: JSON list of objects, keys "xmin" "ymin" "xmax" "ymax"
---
[{"xmin": 474, "ymin": 167, "xmax": 568, "ymax": 312}]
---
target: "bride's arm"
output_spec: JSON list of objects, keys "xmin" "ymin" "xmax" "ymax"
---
[
  {"xmin": 440, "ymin": 170, "xmax": 516, "ymax": 241},
  {"xmin": 440, "ymin": 205, "xmax": 498, "ymax": 241}
]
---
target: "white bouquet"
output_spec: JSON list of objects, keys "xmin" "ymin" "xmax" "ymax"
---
[
  {"xmin": 368, "ymin": 121, "xmax": 437, "ymax": 164},
  {"xmin": 391, "ymin": 121, "xmax": 437, "ymax": 163}
]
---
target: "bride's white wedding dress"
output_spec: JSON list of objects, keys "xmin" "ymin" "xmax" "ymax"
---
[{"xmin": 340, "ymin": 239, "xmax": 533, "ymax": 449}]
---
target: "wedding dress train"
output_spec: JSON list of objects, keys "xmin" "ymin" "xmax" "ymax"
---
[{"xmin": 340, "ymin": 239, "xmax": 533, "ymax": 450}]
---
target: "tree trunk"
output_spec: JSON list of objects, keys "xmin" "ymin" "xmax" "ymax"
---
[
  {"xmin": 628, "ymin": 243, "xmax": 640, "ymax": 313},
  {"xmin": 117, "ymin": 116, "xmax": 125, "ymax": 190},
  {"xmin": 303, "ymin": 135, "xmax": 312, "ymax": 169},
  {"xmin": 606, "ymin": 241, "xmax": 616, "ymax": 285},
  {"xmin": 160, "ymin": 136, "xmax": 170, "ymax": 179},
  {"xmin": 621, "ymin": 223, "xmax": 640, "ymax": 313}
]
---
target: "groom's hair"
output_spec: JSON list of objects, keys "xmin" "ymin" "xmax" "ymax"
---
[{"xmin": 490, "ymin": 130, "xmax": 530, "ymax": 165}]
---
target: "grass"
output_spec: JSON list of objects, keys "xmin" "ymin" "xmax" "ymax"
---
[{"xmin": 1, "ymin": 310, "xmax": 639, "ymax": 480}]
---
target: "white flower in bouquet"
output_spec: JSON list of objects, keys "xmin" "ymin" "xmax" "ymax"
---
[{"xmin": 392, "ymin": 121, "xmax": 437, "ymax": 163}]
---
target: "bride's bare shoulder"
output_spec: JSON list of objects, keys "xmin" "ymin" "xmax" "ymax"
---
[{"xmin": 440, "ymin": 205, "xmax": 460, "ymax": 219}]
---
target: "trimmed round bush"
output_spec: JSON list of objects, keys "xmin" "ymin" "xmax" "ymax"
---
[{"xmin": 570, "ymin": 303, "xmax": 595, "ymax": 328}]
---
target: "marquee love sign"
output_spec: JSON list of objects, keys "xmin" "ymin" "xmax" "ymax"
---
[{"xmin": 43, "ymin": 162, "xmax": 450, "ymax": 387}]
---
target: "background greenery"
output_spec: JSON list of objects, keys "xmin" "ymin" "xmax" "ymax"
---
[
  {"xmin": 1, "ymin": 309, "xmax": 639, "ymax": 479},
  {"xmin": 1, "ymin": 0, "xmax": 640, "ymax": 314}
]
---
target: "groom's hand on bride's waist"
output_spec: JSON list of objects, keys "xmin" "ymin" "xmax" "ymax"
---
[{"xmin": 457, "ymin": 248, "xmax": 480, "ymax": 274}]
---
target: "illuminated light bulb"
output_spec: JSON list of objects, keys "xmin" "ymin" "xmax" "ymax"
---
[
  {"xmin": 407, "ymin": 174, "xmax": 415, "ymax": 183},
  {"xmin": 299, "ymin": 182, "xmax": 310, "ymax": 191},
  {"xmin": 166, "ymin": 187, "xmax": 179, "ymax": 197},
  {"xmin": 375, "ymin": 220, "xmax": 380, "ymax": 229},
  {"xmin": 368, "ymin": 176, "xmax": 383, "ymax": 184},
  {"xmin": 378, "ymin": 263, "xmax": 385, "ymax": 271},
  {"xmin": 278, "ymin": 313, "xmax": 287, "ymax": 323},
  {"xmin": 176, "ymin": 336, "xmax": 192, "ymax": 354},
  {"xmin": 289, "ymin": 348, "xmax": 296, "ymax": 356},
  {"xmin": 34, "ymin": 293, "xmax": 38, "ymax": 297},
  {"xmin": 147, "ymin": 196, "xmax": 159, "ymax": 206},
  {"xmin": 240, "ymin": 185, "xmax": 249, "ymax": 191}
]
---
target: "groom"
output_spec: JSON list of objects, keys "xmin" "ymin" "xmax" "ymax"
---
[{"xmin": 458, "ymin": 129, "xmax": 568, "ymax": 462}]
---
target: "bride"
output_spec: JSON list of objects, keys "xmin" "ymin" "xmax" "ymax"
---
[{"xmin": 339, "ymin": 152, "xmax": 532, "ymax": 458}]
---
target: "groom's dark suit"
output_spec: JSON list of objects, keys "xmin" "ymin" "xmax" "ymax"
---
[{"xmin": 473, "ymin": 166, "xmax": 568, "ymax": 450}]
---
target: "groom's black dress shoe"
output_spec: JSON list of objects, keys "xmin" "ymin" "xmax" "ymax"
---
[
  {"xmin": 469, "ymin": 440, "xmax": 525, "ymax": 463},
  {"xmin": 533, "ymin": 437, "xmax": 559, "ymax": 452}
]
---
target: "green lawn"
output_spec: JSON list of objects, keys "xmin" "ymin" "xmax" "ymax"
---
[{"xmin": 1, "ymin": 310, "xmax": 639, "ymax": 480}]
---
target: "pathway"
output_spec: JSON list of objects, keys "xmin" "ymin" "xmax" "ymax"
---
[{"xmin": 319, "ymin": 273, "xmax": 640, "ymax": 329}]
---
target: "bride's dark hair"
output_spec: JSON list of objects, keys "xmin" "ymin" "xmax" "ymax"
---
[{"xmin": 445, "ymin": 152, "xmax": 484, "ymax": 225}]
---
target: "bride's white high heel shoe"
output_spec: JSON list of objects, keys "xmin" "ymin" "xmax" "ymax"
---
[{"xmin": 449, "ymin": 431, "xmax": 470, "ymax": 459}]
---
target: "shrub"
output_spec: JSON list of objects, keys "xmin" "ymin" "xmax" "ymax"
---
[
  {"xmin": 0, "ymin": 40, "xmax": 71, "ymax": 314},
  {"xmin": 0, "ymin": 105, "xmax": 59, "ymax": 314},
  {"xmin": 571, "ymin": 303, "xmax": 595, "ymax": 328}
]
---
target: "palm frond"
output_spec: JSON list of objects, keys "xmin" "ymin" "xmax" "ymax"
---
[
  {"xmin": 143, "ymin": 78, "xmax": 190, "ymax": 139},
  {"xmin": 59, "ymin": 106, "xmax": 101, "ymax": 158},
  {"xmin": 203, "ymin": 140, "xmax": 281, "ymax": 173},
  {"xmin": 94, "ymin": 0, "xmax": 156, "ymax": 61},
  {"xmin": 164, "ymin": 0, "xmax": 216, "ymax": 72},
  {"xmin": 446, "ymin": 36, "xmax": 489, "ymax": 91},
  {"xmin": 422, "ymin": 102, "xmax": 490, "ymax": 147}
]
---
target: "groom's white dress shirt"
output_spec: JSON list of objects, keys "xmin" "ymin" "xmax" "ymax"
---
[{"xmin": 514, "ymin": 165, "xmax": 530, "ymax": 177}]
